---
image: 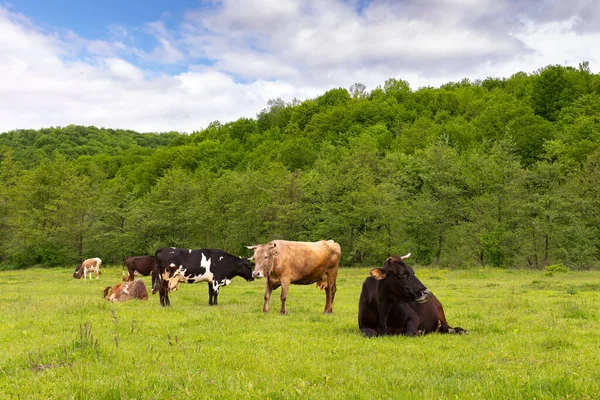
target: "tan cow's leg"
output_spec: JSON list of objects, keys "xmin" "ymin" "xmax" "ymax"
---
[
  {"xmin": 324, "ymin": 269, "xmax": 338, "ymax": 314},
  {"xmin": 263, "ymin": 281, "xmax": 273, "ymax": 313},
  {"xmin": 279, "ymin": 279, "xmax": 290, "ymax": 315}
]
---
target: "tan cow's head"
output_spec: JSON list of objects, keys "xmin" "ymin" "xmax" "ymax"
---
[
  {"xmin": 157, "ymin": 264, "xmax": 184, "ymax": 292},
  {"xmin": 246, "ymin": 242, "xmax": 278, "ymax": 279},
  {"xmin": 167, "ymin": 268, "xmax": 187, "ymax": 291}
]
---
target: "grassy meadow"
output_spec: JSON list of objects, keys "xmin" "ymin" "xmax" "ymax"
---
[{"xmin": 1, "ymin": 265, "xmax": 599, "ymax": 399}]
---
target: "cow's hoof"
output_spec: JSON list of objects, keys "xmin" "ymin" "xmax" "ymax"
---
[{"xmin": 361, "ymin": 328, "xmax": 378, "ymax": 338}]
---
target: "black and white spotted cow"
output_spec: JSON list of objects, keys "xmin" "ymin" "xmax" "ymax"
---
[{"xmin": 153, "ymin": 248, "xmax": 255, "ymax": 307}]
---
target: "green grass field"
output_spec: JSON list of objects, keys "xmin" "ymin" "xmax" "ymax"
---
[{"xmin": 1, "ymin": 266, "xmax": 599, "ymax": 399}]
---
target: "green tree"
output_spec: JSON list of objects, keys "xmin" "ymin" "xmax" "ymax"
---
[
  {"xmin": 407, "ymin": 141, "xmax": 464, "ymax": 266},
  {"xmin": 531, "ymin": 65, "xmax": 578, "ymax": 121},
  {"xmin": 461, "ymin": 141, "xmax": 526, "ymax": 267},
  {"xmin": 0, "ymin": 149, "xmax": 21, "ymax": 264},
  {"xmin": 133, "ymin": 168, "xmax": 202, "ymax": 250},
  {"xmin": 7, "ymin": 156, "xmax": 96, "ymax": 266}
]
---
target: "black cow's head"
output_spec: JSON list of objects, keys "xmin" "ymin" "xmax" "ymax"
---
[
  {"xmin": 236, "ymin": 258, "xmax": 255, "ymax": 282},
  {"xmin": 370, "ymin": 255, "xmax": 430, "ymax": 303},
  {"xmin": 151, "ymin": 268, "xmax": 170, "ymax": 294}
]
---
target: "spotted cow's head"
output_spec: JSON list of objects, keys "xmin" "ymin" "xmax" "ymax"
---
[
  {"xmin": 246, "ymin": 243, "xmax": 277, "ymax": 279},
  {"xmin": 236, "ymin": 257, "xmax": 255, "ymax": 282},
  {"xmin": 73, "ymin": 264, "xmax": 83, "ymax": 279},
  {"xmin": 370, "ymin": 255, "xmax": 431, "ymax": 303}
]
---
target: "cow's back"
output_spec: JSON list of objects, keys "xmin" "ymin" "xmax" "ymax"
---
[
  {"xmin": 82, "ymin": 257, "xmax": 101, "ymax": 268},
  {"xmin": 131, "ymin": 279, "xmax": 149, "ymax": 300},
  {"xmin": 125, "ymin": 256, "xmax": 155, "ymax": 275},
  {"xmin": 156, "ymin": 248, "xmax": 179, "ymax": 266},
  {"xmin": 275, "ymin": 240, "xmax": 340, "ymax": 283}
]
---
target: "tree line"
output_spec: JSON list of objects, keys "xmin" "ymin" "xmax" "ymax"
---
[{"xmin": 1, "ymin": 62, "xmax": 599, "ymax": 270}]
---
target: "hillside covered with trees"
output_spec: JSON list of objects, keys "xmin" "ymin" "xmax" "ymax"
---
[{"xmin": 1, "ymin": 63, "xmax": 600, "ymax": 269}]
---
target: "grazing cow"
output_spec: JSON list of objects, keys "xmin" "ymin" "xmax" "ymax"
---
[
  {"xmin": 122, "ymin": 256, "xmax": 156, "ymax": 282},
  {"xmin": 103, "ymin": 279, "xmax": 148, "ymax": 302},
  {"xmin": 73, "ymin": 258, "xmax": 102, "ymax": 279},
  {"xmin": 358, "ymin": 254, "xmax": 466, "ymax": 337},
  {"xmin": 153, "ymin": 248, "xmax": 255, "ymax": 307},
  {"xmin": 246, "ymin": 240, "xmax": 341, "ymax": 315}
]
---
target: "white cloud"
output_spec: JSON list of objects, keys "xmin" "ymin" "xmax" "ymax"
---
[
  {"xmin": 514, "ymin": 17, "xmax": 600, "ymax": 68},
  {"xmin": 103, "ymin": 58, "xmax": 145, "ymax": 81},
  {"xmin": 0, "ymin": 6, "xmax": 302, "ymax": 133},
  {"xmin": 0, "ymin": 1, "xmax": 598, "ymax": 133},
  {"xmin": 133, "ymin": 36, "xmax": 184, "ymax": 64}
]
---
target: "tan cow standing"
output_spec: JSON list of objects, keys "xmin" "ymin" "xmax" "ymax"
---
[
  {"xmin": 246, "ymin": 240, "xmax": 341, "ymax": 315},
  {"xmin": 103, "ymin": 279, "xmax": 148, "ymax": 302},
  {"xmin": 73, "ymin": 257, "xmax": 102, "ymax": 279}
]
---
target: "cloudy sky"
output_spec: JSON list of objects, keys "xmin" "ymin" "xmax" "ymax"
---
[{"xmin": 0, "ymin": 0, "xmax": 598, "ymax": 133}]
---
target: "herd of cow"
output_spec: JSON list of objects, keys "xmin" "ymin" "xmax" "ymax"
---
[{"xmin": 72, "ymin": 239, "xmax": 467, "ymax": 337}]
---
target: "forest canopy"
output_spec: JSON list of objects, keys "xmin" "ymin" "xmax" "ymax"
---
[{"xmin": 1, "ymin": 63, "xmax": 599, "ymax": 270}]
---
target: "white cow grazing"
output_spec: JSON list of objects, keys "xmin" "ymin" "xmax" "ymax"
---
[{"xmin": 73, "ymin": 258, "xmax": 102, "ymax": 279}]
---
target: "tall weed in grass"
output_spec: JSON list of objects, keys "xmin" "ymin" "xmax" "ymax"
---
[{"xmin": 1, "ymin": 266, "xmax": 599, "ymax": 398}]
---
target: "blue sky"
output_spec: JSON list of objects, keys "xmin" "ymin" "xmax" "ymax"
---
[
  {"xmin": 6, "ymin": 0, "xmax": 197, "ymax": 39},
  {"xmin": 5, "ymin": 0, "xmax": 203, "ymax": 74},
  {"xmin": 0, "ymin": 0, "xmax": 598, "ymax": 133}
]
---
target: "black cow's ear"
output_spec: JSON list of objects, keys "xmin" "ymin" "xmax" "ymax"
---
[{"xmin": 370, "ymin": 268, "xmax": 386, "ymax": 280}]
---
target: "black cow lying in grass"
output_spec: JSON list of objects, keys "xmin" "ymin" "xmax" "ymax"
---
[{"xmin": 358, "ymin": 254, "xmax": 467, "ymax": 337}]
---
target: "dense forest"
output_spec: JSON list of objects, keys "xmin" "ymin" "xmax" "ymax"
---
[{"xmin": 1, "ymin": 63, "xmax": 599, "ymax": 270}]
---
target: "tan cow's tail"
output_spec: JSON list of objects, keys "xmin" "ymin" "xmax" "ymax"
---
[
  {"xmin": 103, "ymin": 286, "xmax": 112, "ymax": 299},
  {"xmin": 316, "ymin": 240, "xmax": 340, "ymax": 291},
  {"xmin": 325, "ymin": 240, "xmax": 342, "ymax": 258}
]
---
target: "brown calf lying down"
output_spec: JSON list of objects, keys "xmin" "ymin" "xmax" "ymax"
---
[{"xmin": 103, "ymin": 279, "xmax": 148, "ymax": 302}]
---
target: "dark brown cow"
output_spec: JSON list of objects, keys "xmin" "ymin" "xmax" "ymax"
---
[
  {"xmin": 103, "ymin": 279, "xmax": 148, "ymax": 302},
  {"xmin": 358, "ymin": 254, "xmax": 466, "ymax": 337},
  {"xmin": 122, "ymin": 256, "xmax": 156, "ymax": 282},
  {"xmin": 246, "ymin": 240, "xmax": 341, "ymax": 315},
  {"xmin": 73, "ymin": 257, "xmax": 102, "ymax": 279}
]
